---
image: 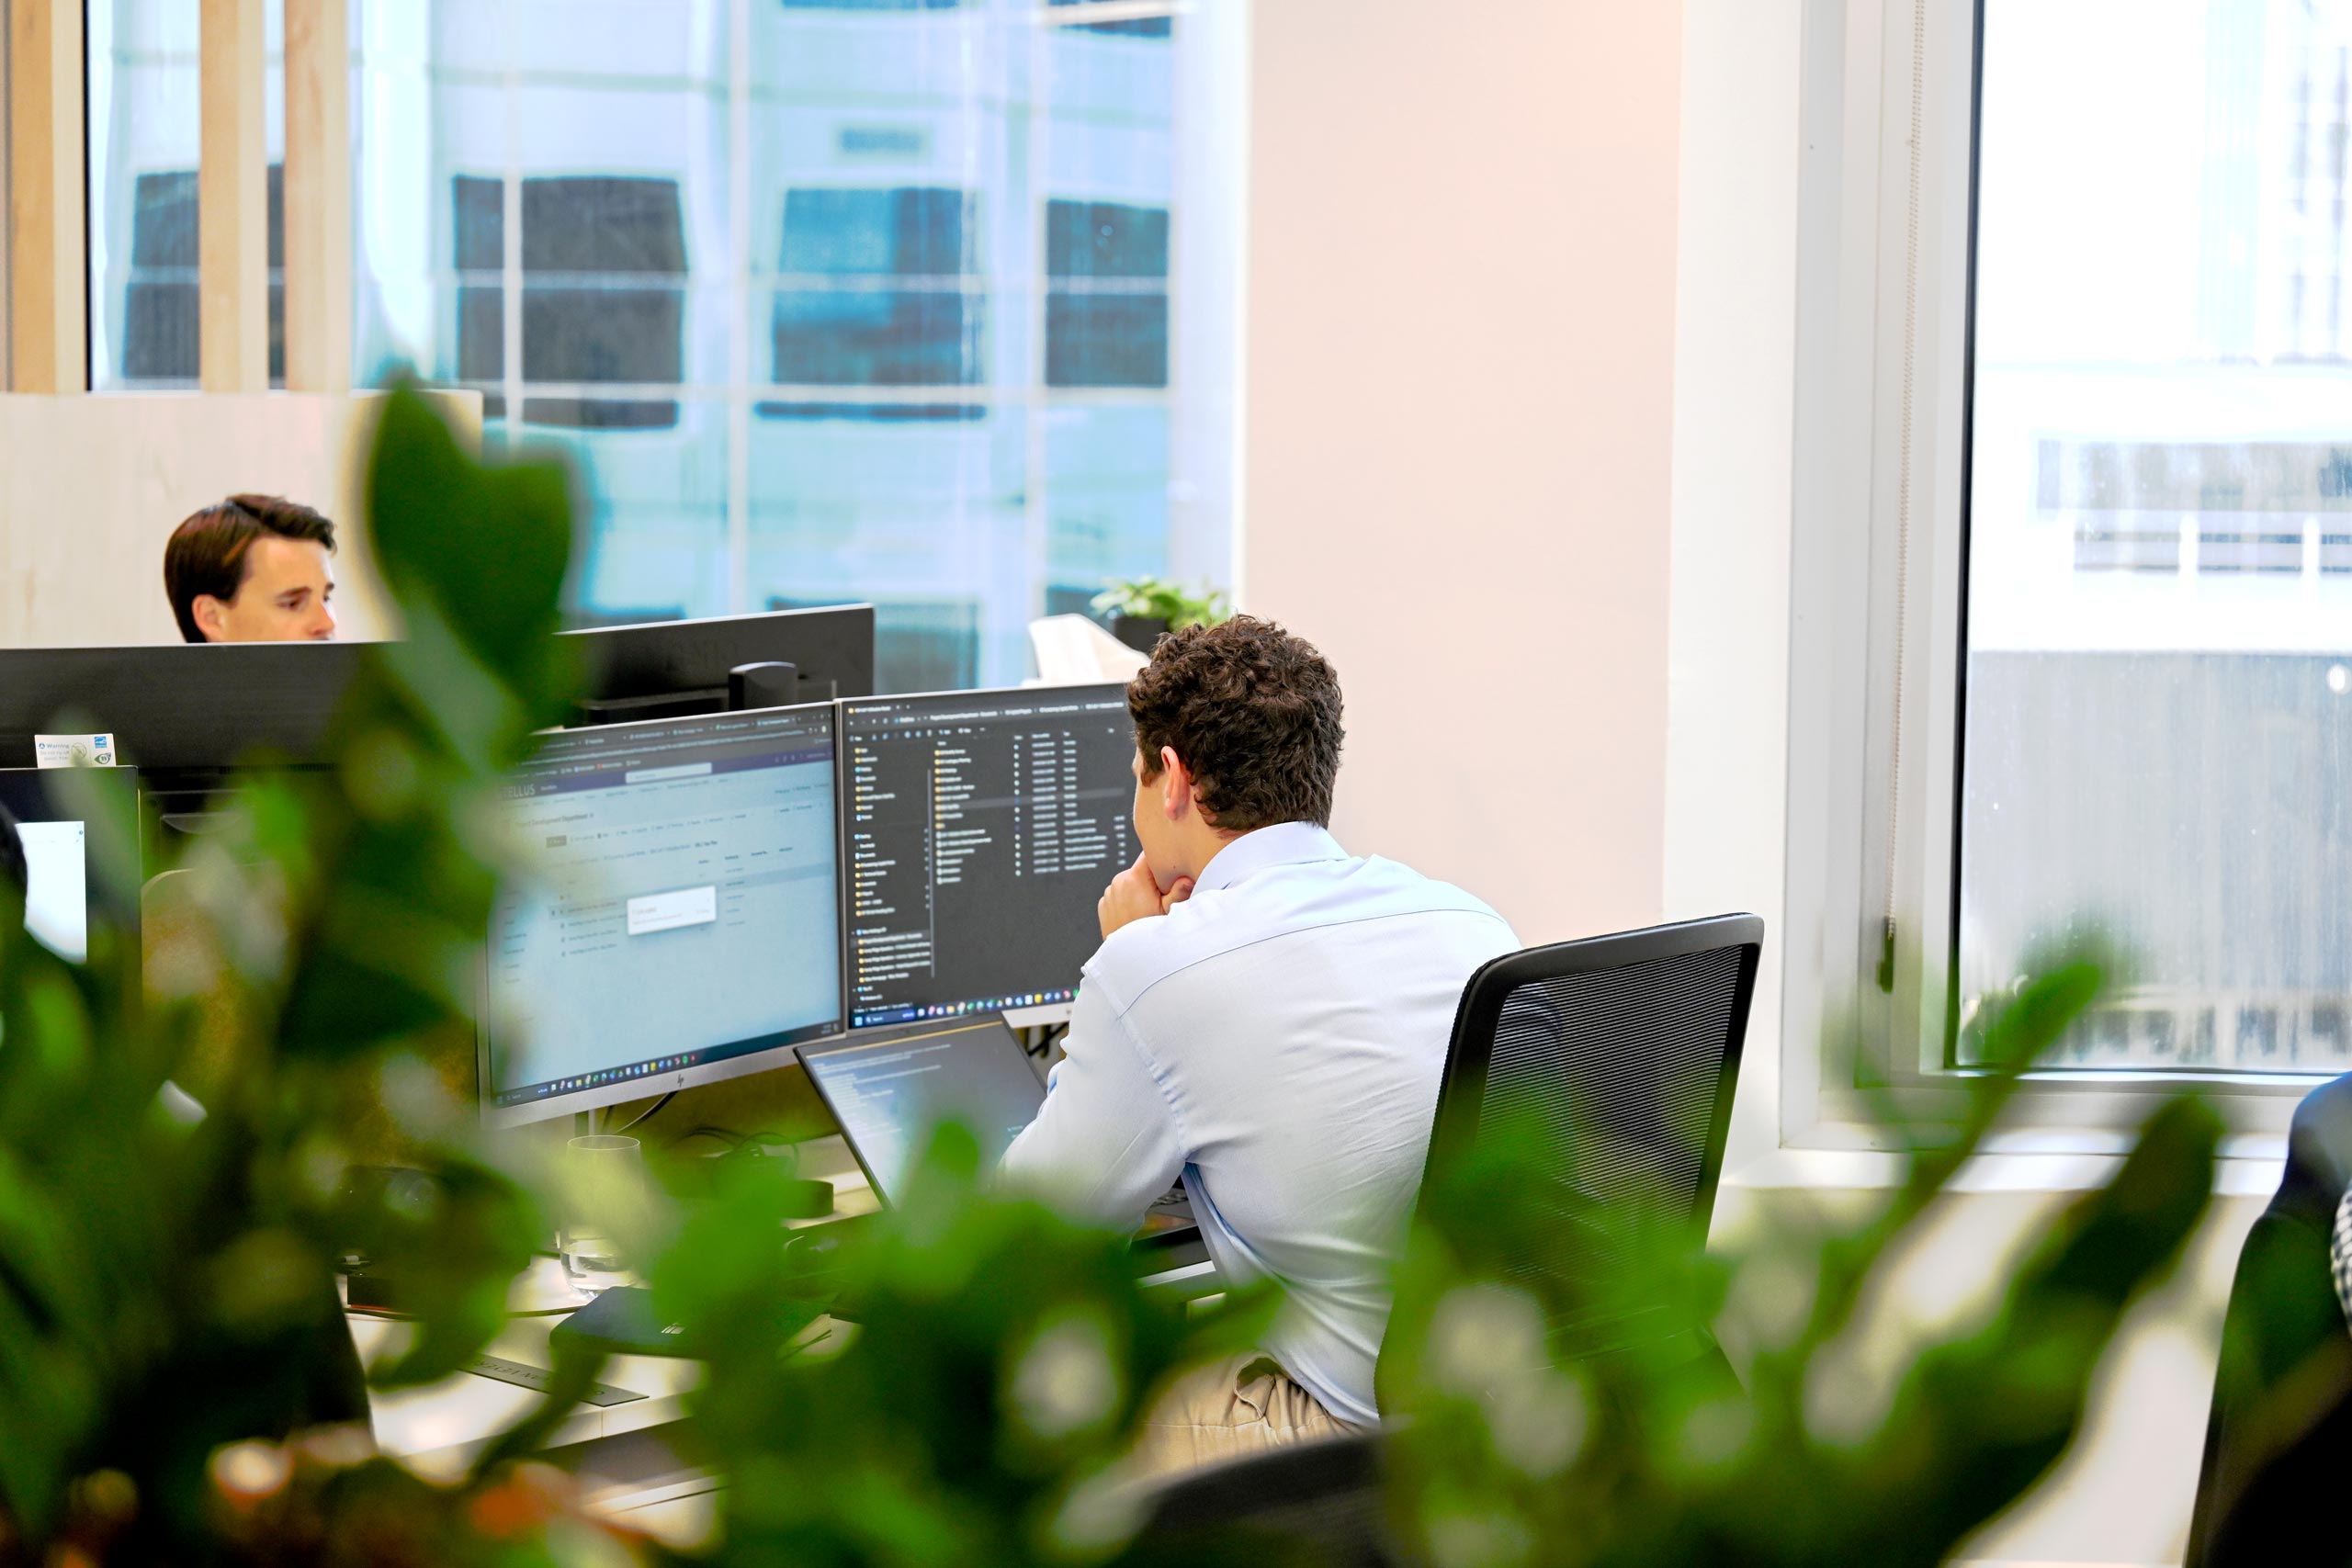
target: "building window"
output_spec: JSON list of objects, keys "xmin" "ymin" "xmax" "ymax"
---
[
  {"xmin": 331, "ymin": 0, "xmax": 1224, "ymax": 689},
  {"xmin": 1045, "ymin": 199, "xmax": 1168, "ymax": 389},
  {"xmin": 452, "ymin": 175, "xmax": 687, "ymax": 429},
  {"xmin": 1047, "ymin": 0, "xmax": 1171, "ymax": 39},
  {"xmin": 769, "ymin": 187, "xmax": 982, "ymax": 394},
  {"xmin": 116, "ymin": 164, "xmax": 287, "ymax": 387}
]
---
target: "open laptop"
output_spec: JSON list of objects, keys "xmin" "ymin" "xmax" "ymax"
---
[
  {"xmin": 555, "ymin": 1019, "xmax": 1205, "ymax": 1358},
  {"xmin": 797, "ymin": 1019, "xmax": 1198, "ymax": 1247}
]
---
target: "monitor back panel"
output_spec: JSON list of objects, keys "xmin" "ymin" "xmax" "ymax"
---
[
  {"xmin": 0, "ymin": 605, "xmax": 876, "ymax": 776},
  {"xmin": 836, "ymin": 684, "xmax": 1136, "ymax": 1029},
  {"xmin": 571, "ymin": 605, "xmax": 876, "ymax": 709},
  {"xmin": 0, "ymin": 644, "xmax": 364, "ymax": 772}
]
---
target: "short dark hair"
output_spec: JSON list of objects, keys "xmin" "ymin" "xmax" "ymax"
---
[
  {"xmin": 164, "ymin": 494, "xmax": 337, "ymax": 642},
  {"xmin": 1126, "ymin": 615, "xmax": 1344, "ymax": 832}
]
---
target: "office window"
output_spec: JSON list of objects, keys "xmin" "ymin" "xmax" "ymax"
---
[
  {"xmin": 119, "ymin": 166, "xmax": 288, "ymax": 386},
  {"xmin": 774, "ymin": 596, "xmax": 979, "ymax": 693},
  {"xmin": 122, "ymin": 171, "xmax": 202, "ymax": 383},
  {"xmin": 1954, "ymin": 0, "xmax": 2352, "ymax": 1073},
  {"xmin": 86, "ymin": 0, "xmax": 288, "ymax": 389},
  {"xmin": 1045, "ymin": 199, "xmax": 1168, "ymax": 388},
  {"xmin": 345, "ymin": 0, "xmax": 1228, "ymax": 687}
]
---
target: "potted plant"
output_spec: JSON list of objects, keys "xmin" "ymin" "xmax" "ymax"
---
[{"xmin": 1090, "ymin": 576, "xmax": 1232, "ymax": 653}]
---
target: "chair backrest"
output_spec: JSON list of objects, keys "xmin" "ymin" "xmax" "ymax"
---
[
  {"xmin": 1414, "ymin": 913, "xmax": 1762, "ymax": 1359},
  {"xmin": 1136, "ymin": 1433, "xmax": 1404, "ymax": 1567}
]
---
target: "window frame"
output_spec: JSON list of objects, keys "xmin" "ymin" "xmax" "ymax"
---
[{"xmin": 1782, "ymin": 0, "xmax": 2316, "ymax": 1157}]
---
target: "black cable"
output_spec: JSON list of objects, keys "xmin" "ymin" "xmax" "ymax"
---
[
  {"xmin": 668, "ymin": 1124, "xmax": 749, "ymax": 1150},
  {"xmin": 1023, "ymin": 1021, "xmax": 1071, "ymax": 1061},
  {"xmin": 608, "ymin": 1090, "xmax": 675, "ymax": 1134}
]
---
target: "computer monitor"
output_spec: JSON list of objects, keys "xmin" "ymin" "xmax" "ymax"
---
[
  {"xmin": 796, "ymin": 1020, "xmax": 1046, "ymax": 1205},
  {"xmin": 0, "ymin": 767, "xmax": 144, "ymax": 965},
  {"xmin": 0, "ymin": 605, "xmax": 876, "ymax": 775},
  {"xmin": 836, "ymin": 683, "xmax": 1137, "ymax": 1030},
  {"xmin": 0, "ymin": 643, "xmax": 365, "ymax": 773},
  {"xmin": 566, "ymin": 605, "xmax": 876, "ymax": 725},
  {"xmin": 479, "ymin": 703, "xmax": 847, "ymax": 1128}
]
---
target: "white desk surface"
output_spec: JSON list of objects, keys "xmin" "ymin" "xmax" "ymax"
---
[
  {"xmin": 347, "ymin": 1136, "xmax": 1214, "ymax": 1544},
  {"xmin": 353, "ymin": 1266, "xmax": 2123, "ymax": 1564},
  {"xmin": 349, "ymin": 1136, "xmax": 881, "ymax": 1536}
]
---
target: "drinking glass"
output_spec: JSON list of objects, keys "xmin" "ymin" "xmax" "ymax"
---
[{"xmin": 560, "ymin": 1134, "xmax": 646, "ymax": 1294}]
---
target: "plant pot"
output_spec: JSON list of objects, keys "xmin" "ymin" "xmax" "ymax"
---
[{"xmin": 1109, "ymin": 614, "xmax": 1170, "ymax": 654}]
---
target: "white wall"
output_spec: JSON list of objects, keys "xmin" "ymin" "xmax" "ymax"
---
[
  {"xmin": 0, "ymin": 390, "xmax": 480, "ymax": 648},
  {"xmin": 1240, "ymin": 0, "xmax": 1684, "ymax": 947}
]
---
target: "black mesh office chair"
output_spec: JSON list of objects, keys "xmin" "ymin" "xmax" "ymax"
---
[
  {"xmin": 1407, "ymin": 913, "xmax": 1762, "ymax": 1369},
  {"xmin": 1134, "ymin": 918, "xmax": 1763, "ymax": 1564}
]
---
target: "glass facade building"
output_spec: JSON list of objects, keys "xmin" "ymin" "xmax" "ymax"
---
[{"xmin": 87, "ymin": 0, "xmax": 1233, "ymax": 692}]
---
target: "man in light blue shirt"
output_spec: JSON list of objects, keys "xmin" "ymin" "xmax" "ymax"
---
[{"xmin": 999, "ymin": 616, "xmax": 1517, "ymax": 1472}]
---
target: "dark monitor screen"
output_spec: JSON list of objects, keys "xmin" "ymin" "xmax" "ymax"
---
[
  {"xmin": 797, "ymin": 1021, "xmax": 1046, "ymax": 1204},
  {"xmin": 837, "ymin": 683, "xmax": 1136, "ymax": 1029},
  {"xmin": 480, "ymin": 704, "xmax": 846, "ymax": 1127},
  {"xmin": 0, "ymin": 768, "xmax": 143, "ymax": 965}
]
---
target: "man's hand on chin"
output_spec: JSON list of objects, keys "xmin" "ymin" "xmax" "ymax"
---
[{"xmin": 1098, "ymin": 852, "xmax": 1195, "ymax": 940}]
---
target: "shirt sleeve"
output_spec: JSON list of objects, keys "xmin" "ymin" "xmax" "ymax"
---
[{"xmin": 996, "ymin": 978, "xmax": 1186, "ymax": 1230}]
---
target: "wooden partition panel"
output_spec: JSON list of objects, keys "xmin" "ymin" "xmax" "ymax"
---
[
  {"xmin": 199, "ymin": 0, "xmax": 269, "ymax": 393},
  {"xmin": 0, "ymin": 390, "xmax": 483, "ymax": 648},
  {"xmin": 6, "ymin": 0, "xmax": 86, "ymax": 394},
  {"xmin": 283, "ymin": 0, "xmax": 353, "ymax": 391},
  {"xmin": 2, "ymin": 8, "xmax": 11, "ymax": 386}
]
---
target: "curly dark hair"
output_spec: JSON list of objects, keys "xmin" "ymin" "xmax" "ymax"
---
[{"xmin": 1126, "ymin": 615, "xmax": 1344, "ymax": 831}]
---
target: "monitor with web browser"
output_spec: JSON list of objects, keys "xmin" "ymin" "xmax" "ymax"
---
[{"xmin": 479, "ymin": 704, "xmax": 846, "ymax": 1127}]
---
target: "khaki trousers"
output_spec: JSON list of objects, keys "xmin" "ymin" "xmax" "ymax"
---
[{"xmin": 1125, "ymin": 1352, "xmax": 1365, "ymax": 1483}]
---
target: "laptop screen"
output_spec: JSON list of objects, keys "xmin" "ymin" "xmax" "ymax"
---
[
  {"xmin": 0, "ymin": 767, "xmax": 142, "ymax": 966},
  {"xmin": 797, "ymin": 1021, "xmax": 1046, "ymax": 1204}
]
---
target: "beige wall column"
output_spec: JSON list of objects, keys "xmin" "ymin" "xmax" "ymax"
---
[
  {"xmin": 6, "ymin": 0, "xmax": 86, "ymax": 394},
  {"xmin": 199, "ymin": 0, "xmax": 269, "ymax": 392},
  {"xmin": 1243, "ymin": 0, "xmax": 1685, "ymax": 944},
  {"xmin": 284, "ymin": 0, "xmax": 352, "ymax": 391}
]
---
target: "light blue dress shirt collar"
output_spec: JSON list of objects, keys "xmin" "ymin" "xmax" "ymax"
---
[{"xmin": 1193, "ymin": 820, "xmax": 1351, "ymax": 894}]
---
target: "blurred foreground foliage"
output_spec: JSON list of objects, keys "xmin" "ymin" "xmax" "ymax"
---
[
  {"xmin": 1378, "ymin": 958, "xmax": 2221, "ymax": 1568},
  {"xmin": 0, "ymin": 390, "xmax": 2226, "ymax": 1566}
]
